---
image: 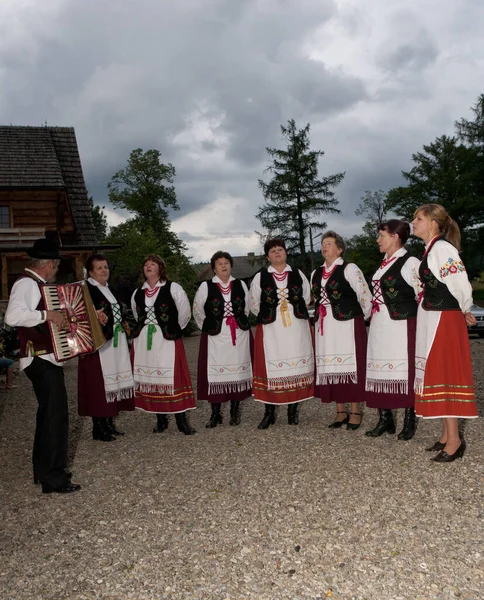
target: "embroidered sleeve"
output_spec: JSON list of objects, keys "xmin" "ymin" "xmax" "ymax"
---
[
  {"xmin": 428, "ymin": 241, "xmax": 473, "ymax": 312},
  {"xmin": 249, "ymin": 273, "xmax": 262, "ymax": 316},
  {"xmin": 241, "ymin": 280, "xmax": 251, "ymax": 316},
  {"xmin": 192, "ymin": 282, "xmax": 207, "ymax": 330},
  {"xmin": 402, "ymin": 257, "xmax": 422, "ymax": 301},
  {"xmin": 171, "ymin": 282, "xmax": 191, "ymax": 329},
  {"xmin": 299, "ymin": 270, "xmax": 312, "ymax": 305},
  {"xmin": 345, "ymin": 263, "xmax": 372, "ymax": 320}
]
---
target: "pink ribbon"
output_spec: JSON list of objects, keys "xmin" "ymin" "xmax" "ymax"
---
[
  {"xmin": 318, "ymin": 304, "xmax": 327, "ymax": 335},
  {"xmin": 371, "ymin": 299, "xmax": 380, "ymax": 316},
  {"xmin": 226, "ymin": 315, "xmax": 238, "ymax": 346},
  {"xmin": 417, "ymin": 290, "xmax": 424, "ymax": 305}
]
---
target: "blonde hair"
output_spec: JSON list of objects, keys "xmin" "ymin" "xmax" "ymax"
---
[{"xmin": 413, "ymin": 203, "xmax": 461, "ymax": 251}]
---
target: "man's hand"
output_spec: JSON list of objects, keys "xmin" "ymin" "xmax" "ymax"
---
[{"xmin": 47, "ymin": 310, "xmax": 68, "ymax": 330}]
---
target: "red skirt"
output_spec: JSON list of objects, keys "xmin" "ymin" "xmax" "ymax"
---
[
  {"xmin": 415, "ymin": 312, "xmax": 477, "ymax": 418},
  {"xmin": 133, "ymin": 339, "xmax": 196, "ymax": 414},
  {"xmin": 197, "ymin": 331, "xmax": 253, "ymax": 403},
  {"xmin": 78, "ymin": 352, "xmax": 135, "ymax": 417},
  {"xmin": 315, "ymin": 316, "xmax": 367, "ymax": 404},
  {"xmin": 253, "ymin": 324, "xmax": 314, "ymax": 405},
  {"xmin": 366, "ymin": 318, "xmax": 416, "ymax": 410}
]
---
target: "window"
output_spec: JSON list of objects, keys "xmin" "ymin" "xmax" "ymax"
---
[{"xmin": 0, "ymin": 206, "xmax": 10, "ymax": 229}]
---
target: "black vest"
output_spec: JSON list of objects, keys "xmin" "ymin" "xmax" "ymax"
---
[
  {"xmin": 87, "ymin": 281, "xmax": 126, "ymax": 341},
  {"xmin": 420, "ymin": 237, "xmax": 461, "ymax": 312},
  {"xmin": 257, "ymin": 268, "xmax": 309, "ymax": 325},
  {"xmin": 131, "ymin": 282, "xmax": 182, "ymax": 340},
  {"xmin": 374, "ymin": 254, "xmax": 418, "ymax": 320},
  {"xmin": 311, "ymin": 262, "xmax": 363, "ymax": 321},
  {"xmin": 202, "ymin": 279, "xmax": 250, "ymax": 335}
]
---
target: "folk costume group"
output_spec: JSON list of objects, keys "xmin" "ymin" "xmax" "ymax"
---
[{"xmin": 4, "ymin": 203, "xmax": 479, "ymax": 494}]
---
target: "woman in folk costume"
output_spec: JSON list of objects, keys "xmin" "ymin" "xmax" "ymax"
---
[
  {"xmin": 365, "ymin": 221, "xmax": 421, "ymax": 440},
  {"xmin": 131, "ymin": 254, "xmax": 196, "ymax": 435},
  {"xmin": 193, "ymin": 251, "xmax": 253, "ymax": 428},
  {"xmin": 311, "ymin": 231, "xmax": 371, "ymax": 430},
  {"xmin": 250, "ymin": 238, "xmax": 314, "ymax": 429},
  {"xmin": 78, "ymin": 254, "xmax": 135, "ymax": 442},
  {"xmin": 412, "ymin": 204, "xmax": 477, "ymax": 462}
]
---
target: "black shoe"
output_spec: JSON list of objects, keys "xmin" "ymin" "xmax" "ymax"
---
[
  {"xmin": 397, "ymin": 408, "xmax": 417, "ymax": 441},
  {"xmin": 230, "ymin": 400, "xmax": 241, "ymax": 426},
  {"xmin": 42, "ymin": 482, "xmax": 82, "ymax": 494},
  {"xmin": 258, "ymin": 404, "xmax": 276, "ymax": 429},
  {"xmin": 92, "ymin": 417, "xmax": 116, "ymax": 442},
  {"xmin": 34, "ymin": 470, "xmax": 72, "ymax": 485},
  {"xmin": 106, "ymin": 417, "xmax": 125, "ymax": 436},
  {"xmin": 365, "ymin": 409, "xmax": 395, "ymax": 437},
  {"xmin": 425, "ymin": 441, "xmax": 446, "ymax": 452},
  {"xmin": 206, "ymin": 403, "xmax": 223, "ymax": 428},
  {"xmin": 175, "ymin": 412, "xmax": 196, "ymax": 435},
  {"xmin": 347, "ymin": 412, "xmax": 362, "ymax": 431},
  {"xmin": 153, "ymin": 414, "xmax": 169, "ymax": 433},
  {"xmin": 328, "ymin": 412, "xmax": 349, "ymax": 429},
  {"xmin": 431, "ymin": 442, "xmax": 466, "ymax": 463},
  {"xmin": 287, "ymin": 403, "xmax": 300, "ymax": 425}
]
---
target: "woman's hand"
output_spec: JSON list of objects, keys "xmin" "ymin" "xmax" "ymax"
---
[
  {"xmin": 464, "ymin": 311, "xmax": 476, "ymax": 326},
  {"xmin": 96, "ymin": 308, "xmax": 108, "ymax": 326}
]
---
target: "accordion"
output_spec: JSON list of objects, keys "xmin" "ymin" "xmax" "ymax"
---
[{"xmin": 41, "ymin": 281, "xmax": 106, "ymax": 362}]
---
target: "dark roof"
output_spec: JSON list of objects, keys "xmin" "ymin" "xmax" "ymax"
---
[
  {"xmin": 197, "ymin": 253, "xmax": 267, "ymax": 282},
  {"xmin": 0, "ymin": 125, "xmax": 97, "ymax": 244}
]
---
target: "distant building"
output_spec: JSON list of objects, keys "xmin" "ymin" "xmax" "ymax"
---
[
  {"xmin": 0, "ymin": 125, "xmax": 115, "ymax": 302},
  {"xmin": 197, "ymin": 252, "xmax": 267, "ymax": 285}
]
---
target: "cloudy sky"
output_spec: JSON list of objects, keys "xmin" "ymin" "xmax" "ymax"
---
[{"xmin": 1, "ymin": 0, "xmax": 483, "ymax": 261}]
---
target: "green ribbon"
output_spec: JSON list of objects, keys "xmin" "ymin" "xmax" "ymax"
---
[
  {"xmin": 113, "ymin": 323, "xmax": 124, "ymax": 348},
  {"xmin": 147, "ymin": 324, "xmax": 157, "ymax": 350}
]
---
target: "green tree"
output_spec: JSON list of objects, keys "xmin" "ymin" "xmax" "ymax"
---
[
  {"xmin": 91, "ymin": 203, "xmax": 109, "ymax": 241},
  {"xmin": 256, "ymin": 119, "xmax": 343, "ymax": 267},
  {"xmin": 455, "ymin": 94, "xmax": 484, "ymax": 148},
  {"xmin": 355, "ymin": 190, "xmax": 389, "ymax": 237}
]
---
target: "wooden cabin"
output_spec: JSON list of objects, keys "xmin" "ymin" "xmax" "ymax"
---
[{"xmin": 0, "ymin": 125, "xmax": 107, "ymax": 303}]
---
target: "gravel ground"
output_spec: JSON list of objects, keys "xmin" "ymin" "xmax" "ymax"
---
[{"xmin": 0, "ymin": 334, "xmax": 482, "ymax": 600}]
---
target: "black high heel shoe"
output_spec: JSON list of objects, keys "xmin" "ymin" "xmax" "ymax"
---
[
  {"xmin": 431, "ymin": 442, "xmax": 466, "ymax": 463},
  {"xmin": 347, "ymin": 412, "xmax": 362, "ymax": 431},
  {"xmin": 425, "ymin": 441, "xmax": 445, "ymax": 452},
  {"xmin": 328, "ymin": 411, "xmax": 349, "ymax": 429}
]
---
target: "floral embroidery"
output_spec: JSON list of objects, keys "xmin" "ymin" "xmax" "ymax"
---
[{"xmin": 440, "ymin": 257, "xmax": 466, "ymax": 278}]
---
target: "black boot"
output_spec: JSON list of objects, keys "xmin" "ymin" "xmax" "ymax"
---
[
  {"xmin": 258, "ymin": 404, "xmax": 276, "ymax": 429},
  {"xmin": 92, "ymin": 417, "xmax": 116, "ymax": 442},
  {"xmin": 397, "ymin": 408, "xmax": 417, "ymax": 440},
  {"xmin": 153, "ymin": 414, "xmax": 169, "ymax": 433},
  {"xmin": 230, "ymin": 400, "xmax": 241, "ymax": 426},
  {"xmin": 365, "ymin": 409, "xmax": 395, "ymax": 437},
  {"xmin": 175, "ymin": 412, "xmax": 196, "ymax": 435},
  {"xmin": 287, "ymin": 403, "xmax": 300, "ymax": 425},
  {"xmin": 106, "ymin": 417, "xmax": 125, "ymax": 436},
  {"xmin": 206, "ymin": 403, "xmax": 223, "ymax": 428}
]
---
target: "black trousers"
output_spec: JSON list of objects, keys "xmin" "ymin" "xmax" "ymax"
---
[{"xmin": 24, "ymin": 357, "xmax": 69, "ymax": 487}]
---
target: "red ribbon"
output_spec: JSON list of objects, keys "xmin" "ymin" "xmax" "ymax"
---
[
  {"xmin": 417, "ymin": 290, "xmax": 424, "ymax": 305},
  {"xmin": 318, "ymin": 304, "xmax": 327, "ymax": 335},
  {"xmin": 226, "ymin": 315, "xmax": 238, "ymax": 346},
  {"xmin": 371, "ymin": 299, "xmax": 380, "ymax": 316}
]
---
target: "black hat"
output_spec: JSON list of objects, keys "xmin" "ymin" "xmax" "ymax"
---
[{"xmin": 27, "ymin": 238, "xmax": 62, "ymax": 260}]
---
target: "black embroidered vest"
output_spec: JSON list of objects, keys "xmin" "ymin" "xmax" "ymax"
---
[
  {"xmin": 202, "ymin": 279, "xmax": 250, "ymax": 335},
  {"xmin": 374, "ymin": 254, "xmax": 418, "ymax": 320},
  {"xmin": 311, "ymin": 262, "xmax": 363, "ymax": 322},
  {"xmin": 131, "ymin": 282, "xmax": 182, "ymax": 340},
  {"xmin": 420, "ymin": 237, "xmax": 461, "ymax": 311},
  {"xmin": 87, "ymin": 282, "xmax": 125, "ymax": 341},
  {"xmin": 257, "ymin": 268, "xmax": 309, "ymax": 325},
  {"xmin": 16, "ymin": 273, "xmax": 54, "ymax": 358}
]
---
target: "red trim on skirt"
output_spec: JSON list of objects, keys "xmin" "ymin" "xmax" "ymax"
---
[
  {"xmin": 132, "ymin": 338, "xmax": 196, "ymax": 414},
  {"xmin": 197, "ymin": 331, "xmax": 253, "ymax": 403},
  {"xmin": 366, "ymin": 318, "xmax": 416, "ymax": 409},
  {"xmin": 415, "ymin": 311, "xmax": 477, "ymax": 418},
  {"xmin": 252, "ymin": 323, "xmax": 314, "ymax": 405},
  {"xmin": 315, "ymin": 316, "xmax": 367, "ymax": 404},
  {"xmin": 78, "ymin": 351, "xmax": 135, "ymax": 417}
]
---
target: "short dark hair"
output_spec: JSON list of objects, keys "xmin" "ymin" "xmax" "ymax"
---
[
  {"xmin": 85, "ymin": 254, "xmax": 109, "ymax": 275},
  {"xmin": 143, "ymin": 254, "xmax": 167, "ymax": 281},
  {"xmin": 378, "ymin": 220, "xmax": 410, "ymax": 245},
  {"xmin": 210, "ymin": 251, "xmax": 234, "ymax": 271},
  {"xmin": 264, "ymin": 238, "xmax": 286, "ymax": 257},
  {"xmin": 322, "ymin": 230, "xmax": 345, "ymax": 254}
]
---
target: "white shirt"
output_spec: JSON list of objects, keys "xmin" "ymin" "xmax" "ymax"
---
[
  {"xmin": 130, "ymin": 280, "xmax": 191, "ymax": 329},
  {"xmin": 5, "ymin": 269, "xmax": 62, "ymax": 370}
]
